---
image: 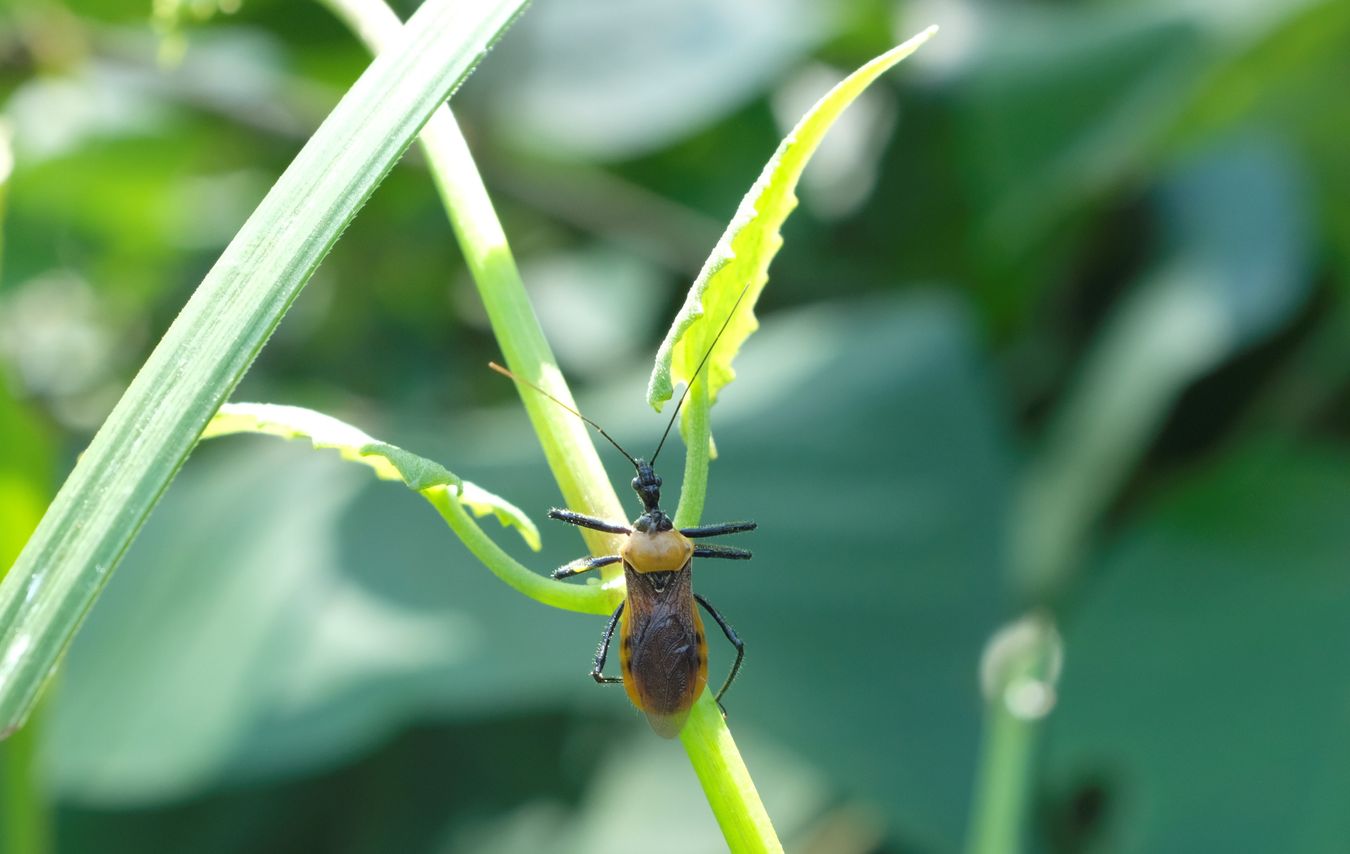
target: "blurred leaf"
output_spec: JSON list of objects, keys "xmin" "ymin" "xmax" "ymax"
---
[
  {"xmin": 477, "ymin": 0, "xmax": 842, "ymax": 160},
  {"xmin": 1045, "ymin": 440, "xmax": 1350, "ymax": 852},
  {"xmin": 0, "ymin": 117, "xmax": 52, "ymax": 854},
  {"xmin": 498, "ymin": 730, "xmax": 826, "ymax": 854},
  {"xmin": 648, "ymin": 28, "xmax": 936, "ymax": 440},
  {"xmin": 44, "ymin": 445, "xmax": 442, "ymax": 803},
  {"xmin": 935, "ymin": 0, "xmax": 1332, "ymax": 323},
  {"xmin": 0, "ymin": 383, "xmax": 53, "ymax": 854},
  {"xmin": 521, "ymin": 245, "xmax": 667, "ymax": 380},
  {"xmin": 204, "ymin": 402, "xmax": 540, "ymax": 550},
  {"xmin": 0, "ymin": 0, "xmax": 530, "ymax": 736},
  {"xmin": 698, "ymin": 294, "xmax": 1011, "ymax": 848},
  {"xmin": 952, "ymin": 4, "xmax": 1204, "ymax": 246},
  {"xmin": 1156, "ymin": 138, "xmax": 1310, "ymax": 341},
  {"xmin": 1165, "ymin": 0, "xmax": 1350, "ymax": 149},
  {"xmin": 49, "ymin": 713, "xmax": 836, "ymax": 854},
  {"xmin": 0, "ymin": 122, "xmax": 9, "ymax": 265},
  {"xmin": 151, "ymin": 0, "xmax": 244, "ymax": 65},
  {"xmin": 1168, "ymin": 0, "xmax": 1350, "ymax": 289},
  {"xmin": 46, "ymin": 295, "xmax": 1012, "ymax": 850},
  {"xmin": 1014, "ymin": 136, "xmax": 1313, "ymax": 599},
  {"xmin": 0, "ymin": 387, "xmax": 50, "ymax": 573}
]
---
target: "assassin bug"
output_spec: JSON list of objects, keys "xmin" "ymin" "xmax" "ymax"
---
[{"xmin": 489, "ymin": 292, "xmax": 755, "ymax": 738}]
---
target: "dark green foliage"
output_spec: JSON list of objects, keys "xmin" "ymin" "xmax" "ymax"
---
[{"xmin": 2, "ymin": 0, "xmax": 1348, "ymax": 851}]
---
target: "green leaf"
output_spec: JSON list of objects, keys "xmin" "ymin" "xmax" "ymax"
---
[
  {"xmin": 45, "ymin": 295, "xmax": 1008, "ymax": 844},
  {"xmin": 1047, "ymin": 441, "xmax": 1350, "ymax": 851},
  {"xmin": 1013, "ymin": 137, "xmax": 1312, "ymax": 599},
  {"xmin": 647, "ymin": 27, "xmax": 937, "ymax": 436},
  {"xmin": 42, "ymin": 433, "xmax": 607, "ymax": 805},
  {"xmin": 204, "ymin": 403, "xmax": 540, "ymax": 550},
  {"xmin": 481, "ymin": 0, "xmax": 842, "ymax": 160},
  {"xmin": 0, "ymin": 0, "xmax": 529, "ymax": 737}
]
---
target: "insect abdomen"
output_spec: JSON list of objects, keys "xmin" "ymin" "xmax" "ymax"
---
[{"xmin": 620, "ymin": 565, "xmax": 708, "ymax": 738}]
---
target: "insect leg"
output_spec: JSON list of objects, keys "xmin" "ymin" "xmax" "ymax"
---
[
  {"xmin": 693, "ymin": 544, "xmax": 752, "ymax": 560},
  {"xmin": 590, "ymin": 601, "xmax": 625, "ymax": 685},
  {"xmin": 549, "ymin": 508, "xmax": 632, "ymax": 535},
  {"xmin": 681, "ymin": 520, "xmax": 757, "ymax": 538},
  {"xmin": 694, "ymin": 594, "xmax": 745, "ymax": 706},
  {"xmin": 552, "ymin": 554, "xmax": 622, "ymax": 579}
]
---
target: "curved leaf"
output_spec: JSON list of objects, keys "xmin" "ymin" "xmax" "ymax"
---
[
  {"xmin": 647, "ymin": 27, "xmax": 937, "ymax": 437},
  {"xmin": 205, "ymin": 403, "xmax": 540, "ymax": 551}
]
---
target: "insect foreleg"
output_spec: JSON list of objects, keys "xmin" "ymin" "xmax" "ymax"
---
[
  {"xmin": 549, "ymin": 508, "xmax": 632, "ymax": 534},
  {"xmin": 680, "ymin": 520, "xmax": 757, "ymax": 538},
  {"xmin": 591, "ymin": 602, "xmax": 625, "ymax": 685},
  {"xmin": 552, "ymin": 554, "xmax": 622, "ymax": 579},
  {"xmin": 693, "ymin": 544, "xmax": 752, "ymax": 560},
  {"xmin": 694, "ymin": 594, "xmax": 744, "ymax": 706}
]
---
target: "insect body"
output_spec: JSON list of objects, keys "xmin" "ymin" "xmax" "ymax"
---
[
  {"xmin": 490, "ymin": 285, "xmax": 756, "ymax": 737},
  {"xmin": 548, "ymin": 459, "xmax": 754, "ymax": 737}
]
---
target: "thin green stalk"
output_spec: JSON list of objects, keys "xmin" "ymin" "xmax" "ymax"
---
[
  {"xmin": 200, "ymin": 401, "xmax": 614, "ymax": 615},
  {"xmin": 964, "ymin": 615, "xmax": 1062, "ymax": 854},
  {"xmin": 674, "ymin": 376, "xmax": 711, "ymax": 529},
  {"xmin": 322, "ymin": 3, "xmax": 783, "ymax": 849},
  {"xmin": 965, "ymin": 706, "xmax": 1039, "ymax": 854},
  {"xmin": 0, "ymin": 0, "xmax": 530, "ymax": 735},
  {"xmin": 429, "ymin": 489, "xmax": 618, "ymax": 616},
  {"xmin": 680, "ymin": 697, "xmax": 783, "ymax": 854},
  {"xmin": 675, "ymin": 374, "xmax": 781, "ymax": 853},
  {"xmin": 319, "ymin": 0, "xmax": 627, "ymax": 568}
]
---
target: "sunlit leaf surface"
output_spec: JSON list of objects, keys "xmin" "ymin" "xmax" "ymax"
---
[
  {"xmin": 647, "ymin": 28, "xmax": 937, "ymax": 443},
  {"xmin": 205, "ymin": 403, "xmax": 540, "ymax": 550}
]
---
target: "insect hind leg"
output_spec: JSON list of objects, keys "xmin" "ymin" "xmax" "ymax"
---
[
  {"xmin": 591, "ymin": 602, "xmax": 625, "ymax": 685},
  {"xmin": 694, "ymin": 594, "xmax": 745, "ymax": 707}
]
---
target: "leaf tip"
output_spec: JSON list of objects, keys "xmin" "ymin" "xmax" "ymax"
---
[{"xmin": 885, "ymin": 25, "xmax": 939, "ymax": 65}]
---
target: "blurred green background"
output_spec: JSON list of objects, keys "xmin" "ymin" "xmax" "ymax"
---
[{"xmin": 1, "ymin": 0, "xmax": 1348, "ymax": 852}]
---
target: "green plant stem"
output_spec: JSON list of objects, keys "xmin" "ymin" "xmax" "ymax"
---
[
  {"xmin": 965, "ymin": 704, "xmax": 1039, "ymax": 854},
  {"xmin": 964, "ymin": 616, "xmax": 1060, "ymax": 854},
  {"xmin": 675, "ymin": 375, "xmax": 781, "ymax": 853},
  {"xmin": 318, "ymin": 0, "xmax": 628, "ymax": 568},
  {"xmin": 201, "ymin": 401, "xmax": 613, "ymax": 614},
  {"xmin": 428, "ymin": 488, "xmax": 617, "ymax": 616},
  {"xmin": 322, "ymin": 4, "xmax": 782, "ymax": 850},
  {"xmin": 680, "ymin": 697, "xmax": 783, "ymax": 854},
  {"xmin": 674, "ymin": 376, "xmax": 711, "ymax": 528}
]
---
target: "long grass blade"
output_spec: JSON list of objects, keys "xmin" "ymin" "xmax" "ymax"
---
[{"xmin": 0, "ymin": 0, "xmax": 529, "ymax": 736}]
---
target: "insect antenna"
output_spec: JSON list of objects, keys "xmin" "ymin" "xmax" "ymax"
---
[
  {"xmin": 649, "ymin": 281, "xmax": 754, "ymax": 466},
  {"xmin": 488, "ymin": 362, "xmax": 641, "ymax": 470}
]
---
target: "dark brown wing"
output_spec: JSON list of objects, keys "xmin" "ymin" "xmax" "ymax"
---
[{"xmin": 619, "ymin": 562, "xmax": 708, "ymax": 738}]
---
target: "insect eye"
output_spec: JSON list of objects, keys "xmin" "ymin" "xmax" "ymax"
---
[
  {"xmin": 654, "ymin": 476, "xmax": 662, "ymax": 487},
  {"xmin": 631, "ymin": 476, "xmax": 640, "ymax": 490}
]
